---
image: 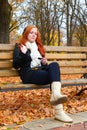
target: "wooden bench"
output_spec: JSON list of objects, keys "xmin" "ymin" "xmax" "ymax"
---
[{"xmin": 0, "ymin": 44, "xmax": 87, "ymax": 95}]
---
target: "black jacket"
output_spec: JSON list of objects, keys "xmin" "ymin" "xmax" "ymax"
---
[
  {"xmin": 13, "ymin": 43, "xmax": 32, "ymax": 70},
  {"xmin": 13, "ymin": 43, "xmax": 35, "ymax": 83},
  {"xmin": 13, "ymin": 43, "xmax": 46, "ymax": 83}
]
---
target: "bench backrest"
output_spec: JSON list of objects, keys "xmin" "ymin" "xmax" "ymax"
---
[{"xmin": 0, "ymin": 44, "xmax": 87, "ymax": 77}]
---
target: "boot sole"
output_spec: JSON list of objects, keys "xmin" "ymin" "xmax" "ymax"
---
[
  {"xmin": 55, "ymin": 117, "xmax": 73, "ymax": 123},
  {"xmin": 50, "ymin": 96, "xmax": 67, "ymax": 106}
]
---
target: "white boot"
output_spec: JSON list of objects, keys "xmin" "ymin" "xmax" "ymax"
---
[
  {"xmin": 50, "ymin": 82, "xmax": 67, "ymax": 105},
  {"xmin": 54, "ymin": 104, "xmax": 73, "ymax": 123}
]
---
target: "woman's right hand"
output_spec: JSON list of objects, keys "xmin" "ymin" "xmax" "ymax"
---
[
  {"xmin": 20, "ymin": 44, "xmax": 27, "ymax": 54},
  {"xmin": 41, "ymin": 57, "xmax": 48, "ymax": 65}
]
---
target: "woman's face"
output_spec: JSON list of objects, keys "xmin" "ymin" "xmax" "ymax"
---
[{"xmin": 27, "ymin": 28, "xmax": 37, "ymax": 43}]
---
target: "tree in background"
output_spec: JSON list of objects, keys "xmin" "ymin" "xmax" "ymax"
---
[
  {"xmin": 0, "ymin": 0, "xmax": 12, "ymax": 43},
  {"xmin": 0, "ymin": 0, "xmax": 86, "ymax": 46},
  {"xmin": 74, "ymin": 24, "xmax": 87, "ymax": 46},
  {"xmin": 17, "ymin": 0, "xmax": 86, "ymax": 46},
  {"xmin": 63, "ymin": 0, "xmax": 87, "ymax": 46},
  {"xmin": 19, "ymin": 0, "xmax": 64, "ymax": 45},
  {"xmin": 74, "ymin": 0, "xmax": 87, "ymax": 46}
]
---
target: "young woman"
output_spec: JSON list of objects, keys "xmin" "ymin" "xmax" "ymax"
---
[{"xmin": 13, "ymin": 25, "xmax": 73, "ymax": 123}]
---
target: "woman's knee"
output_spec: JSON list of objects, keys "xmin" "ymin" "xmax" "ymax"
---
[{"xmin": 49, "ymin": 62, "xmax": 60, "ymax": 68}]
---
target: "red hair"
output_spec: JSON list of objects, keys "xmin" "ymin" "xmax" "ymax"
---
[{"xmin": 20, "ymin": 25, "xmax": 45, "ymax": 57}]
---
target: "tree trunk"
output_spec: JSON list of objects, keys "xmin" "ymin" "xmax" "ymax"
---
[
  {"xmin": 0, "ymin": 0, "xmax": 12, "ymax": 44},
  {"xmin": 66, "ymin": 1, "xmax": 70, "ymax": 46}
]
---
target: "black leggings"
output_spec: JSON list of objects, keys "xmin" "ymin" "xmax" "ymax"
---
[{"xmin": 28, "ymin": 62, "xmax": 61, "ymax": 85}]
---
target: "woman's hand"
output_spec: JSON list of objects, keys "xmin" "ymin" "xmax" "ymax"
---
[
  {"xmin": 41, "ymin": 57, "xmax": 48, "ymax": 65},
  {"xmin": 20, "ymin": 44, "xmax": 27, "ymax": 54}
]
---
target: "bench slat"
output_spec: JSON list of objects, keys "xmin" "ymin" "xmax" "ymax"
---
[
  {"xmin": 60, "ymin": 68, "xmax": 87, "ymax": 74},
  {"xmin": 0, "ymin": 52, "xmax": 13, "ymax": 59},
  {"xmin": 0, "ymin": 44, "xmax": 87, "ymax": 52},
  {"xmin": 45, "ymin": 46, "xmax": 87, "ymax": 52},
  {"xmin": 0, "ymin": 44, "xmax": 14, "ymax": 51},
  {"xmin": 0, "ymin": 60, "xmax": 87, "ymax": 69},
  {"xmin": 46, "ymin": 53, "xmax": 86, "ymax": 59},
  {"xmin": 48, "ymin": 60, "xmax": 87, "ymax": 67},
  {"xmin": 0, "ymin": 53, "xmax": 86, "ymax": 60},
  {"xmin": 0, "ymin": 67, "xmax": 87, "ymax": 77},
  {"xmin": 0, "ymin": 61, "xmax": 12, "ymax": 68},
  {"xmin": 0, "ymin": 79, "xmax": 87, "ymax": 91},
  {"xmin": 0, "ymin": 70, "xmax": 18, "ymax": 77}
]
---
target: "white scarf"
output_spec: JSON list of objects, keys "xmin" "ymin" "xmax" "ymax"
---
[{"xmin": 26, "ymin": 41, "xmax": 42, "ymax": 68}]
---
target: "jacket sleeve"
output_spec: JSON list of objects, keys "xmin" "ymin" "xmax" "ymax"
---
[{"xmin": 13, "ymin": 43, "xmax": 31, "ymax": 69}]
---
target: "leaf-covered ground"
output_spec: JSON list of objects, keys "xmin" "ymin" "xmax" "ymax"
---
[{"xmin": 0, "ymin": 75, "xmax": 87, "ymax": 129}]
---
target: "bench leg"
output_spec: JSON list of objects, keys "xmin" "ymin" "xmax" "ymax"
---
[{"xmin": 76, "ymin": 87, "xmax": 87, "ymax": 96}]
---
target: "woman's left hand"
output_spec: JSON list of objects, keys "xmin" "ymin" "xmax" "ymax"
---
[{"xmin": 41, "ymin": 57, "xmax": 48, "ymax": 65}]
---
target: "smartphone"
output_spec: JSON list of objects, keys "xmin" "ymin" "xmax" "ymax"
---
[{"xmin": 38, "ymin": 57, "xmax": 42, "ymax": 60}]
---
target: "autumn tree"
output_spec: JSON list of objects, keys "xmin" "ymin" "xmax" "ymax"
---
[
  {"xmin": 62, "ymin": 0, "xmax": 79, "ymax": 46},
  {"xmin": 0, "ymin": 0, "xmax": 12, "ymax": 43},
  {"xmin": 0, "ymin": 0, "xmax": 25, "ymax": 44},
  {"xmin": 74, "ymin": 0, "xmax": 87, "ymax": 46},
  {"xmin": 74, "ymin": 24, "xmax": 87, "ymax": 46},
  {"xmin": 23, "ymin": 0, "xmax": 57, "ymax": 45},
  {"xmin": 62, "ymin": 0, "xmax": 87, "ymax": 46},
  {"xmin": 20, "ymin": 0, "xmax": 64, "ymax": 45},
  {"xmin": 0, "ymin": 0, "xmax": 86, "ymax": 46}
]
